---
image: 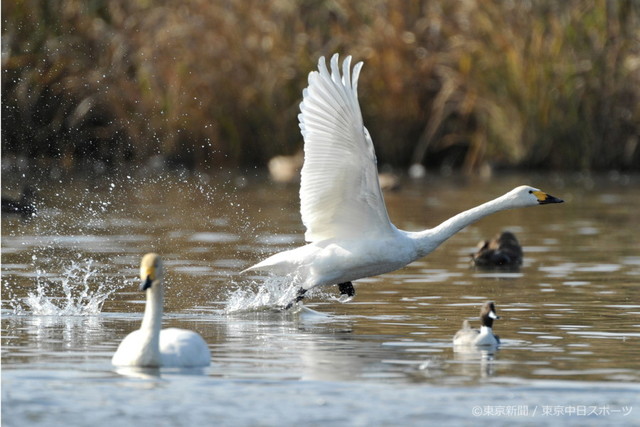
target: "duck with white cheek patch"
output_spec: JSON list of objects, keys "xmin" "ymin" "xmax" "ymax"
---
[{"xmin": 453, "ymin": 301, "xmax": 501, "ymax": 348}]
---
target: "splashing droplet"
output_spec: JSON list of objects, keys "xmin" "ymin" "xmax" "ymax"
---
[
  {"xmin": 224, "ymin": 274, "xmax": 301, "ymax": 314},
  {"xmin": 13, "ymin": 259, "xmax": 126, "ymax": 316}
]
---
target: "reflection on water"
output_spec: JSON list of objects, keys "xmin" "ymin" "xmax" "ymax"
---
[{"xmin": 2, "ymin": 172, "xmax": 640, "ymax": 424}]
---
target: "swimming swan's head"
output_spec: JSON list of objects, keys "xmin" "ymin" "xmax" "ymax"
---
[
  {"xmin": 506, "ymin": 186, "xmax": 564, "ymax": 208},
  {"xmin": 140, "ymin": 253, "xmax": 163, "ymax": 291}
]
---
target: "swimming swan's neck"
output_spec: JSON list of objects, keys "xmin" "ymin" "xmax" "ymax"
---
[
  {"xmin": 140, "ymin": 285, "xmax": 163, "ymax": 352},
  {"xmin": 411, "ymin": 195, "xmax": 513, "ymax": 258}
]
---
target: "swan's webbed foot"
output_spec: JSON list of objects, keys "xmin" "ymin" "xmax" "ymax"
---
[
  {"xmin": 338, "ymin": 282, "xmax": 355, "ymax": 297},
  {"xmin": 284, "ymin": 288, "xmax": 307, "ymax": 310}
]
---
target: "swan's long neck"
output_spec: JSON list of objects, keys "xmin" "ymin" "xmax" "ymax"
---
[
  {"xmin": 139, "ymin": 282, "xmax": 163, "ymax": 362},
  {"xmin": 411, "ymin": 195, "xmax": 511, "ymax": 258}
]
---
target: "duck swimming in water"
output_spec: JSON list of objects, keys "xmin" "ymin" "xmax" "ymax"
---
[
  {"xmin": 472, "ymin": 231, "xmax": 523, "ymax": 269},
  {"xmin": 244, "ymin": 54, "xmax": 563, "ymax": 309},
  {"xmin": 453, "ymin": 301, "xmax": 501, "ymax": 347},
  {"xmin": 2, "ymin": 187, "xmax": 36, "ymax": 218}
]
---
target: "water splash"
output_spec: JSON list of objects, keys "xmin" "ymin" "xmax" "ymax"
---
[
  {"xmin": 224, "ymin": 274, "xmax": 303, "ymax": 314},
  {"xmin": 10, "ymin": 259, "xmax": 126, "ymax": 316},
  {"xmin": 223, "ymin": 271, "xmax": 361, "ymax": 314}
]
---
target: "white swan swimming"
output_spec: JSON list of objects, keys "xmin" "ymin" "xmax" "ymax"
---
[
  {"xmin": 244, "ymin": 54, "xmax": 563, "ymax": 308},
  {"xmin": 112, "ymin": 253, "xmax": 211, "ymax": 368},
  {"xmin": 453, "ymin": 301, "xmax": 501, "ymax": 347}
]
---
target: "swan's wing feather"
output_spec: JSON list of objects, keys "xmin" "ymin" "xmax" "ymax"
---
[{"xmin": 299, "ymin": 54, "xmax": 394, "ymax": 242}]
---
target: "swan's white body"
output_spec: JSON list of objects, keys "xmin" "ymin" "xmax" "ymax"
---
[
  {"xmin": 245, "ymin": 54, "xmax": 562, "ymax": 297},
  {"xmin": 112, "ymin": 253, "xmax": 211, "ymax": 368}
]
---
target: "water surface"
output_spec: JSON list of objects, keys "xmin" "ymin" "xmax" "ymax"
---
[{"xmin": 2, "ymin": 172, "xmax": 639, "ymax": 426}]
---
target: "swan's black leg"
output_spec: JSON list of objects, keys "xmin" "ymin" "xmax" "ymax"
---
[
  {"xmin": 338, "ymin": 282, "xmax": 355, "ymax": 297},
  {"xmin": 284, "ymin": 287, "xmax": 307, "ymax": 310}
]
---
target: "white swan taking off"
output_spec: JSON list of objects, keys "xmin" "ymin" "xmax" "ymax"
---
[
  {"xmin": 112, "ymin": 253, "xmax": 211, "ymax": 368},
  {"xmin": 244, "ymin": 54, "xmax": 563, "ymax": 308}
]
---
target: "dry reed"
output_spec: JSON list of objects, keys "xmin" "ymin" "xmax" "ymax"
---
[{"xmin": 2, "ymin": 0, "xmax": 639, "ymax": 173}]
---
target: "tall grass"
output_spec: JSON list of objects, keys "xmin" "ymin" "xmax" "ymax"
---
[{"xmin": 2, "ymin": 0, "xmax": 639, "ymax": 173}]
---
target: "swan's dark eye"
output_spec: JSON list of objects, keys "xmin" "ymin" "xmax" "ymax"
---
[{"xmin": 528, "ymin": 190, "xmax": 533, "ymax": 194}]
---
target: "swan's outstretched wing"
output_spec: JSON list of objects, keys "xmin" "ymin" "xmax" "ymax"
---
[{"xmin": 299, "ymin": 54, "xmax": 394, "ymax": 242}]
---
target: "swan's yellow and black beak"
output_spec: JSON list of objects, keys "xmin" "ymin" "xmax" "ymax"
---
[
  {"xmin": 139, "ymin": 252, "xmax": 160, "ymax": 291},
  {"xmin": 140, "ymin": 275, "xmax": 153, "ymax": 291},
  {"xmin": 532, "ymin": 190, "xmax": 564, "ymax": 205}
]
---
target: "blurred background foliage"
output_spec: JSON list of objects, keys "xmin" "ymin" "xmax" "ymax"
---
[{"xmin": 2, "ymin": 0, "xmax": 639, "ymax": 175}]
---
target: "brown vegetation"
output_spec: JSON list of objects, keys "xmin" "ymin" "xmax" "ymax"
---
[{"xmin": 2, "ymin": 0, "xmax": 639, "ymax": 173}]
